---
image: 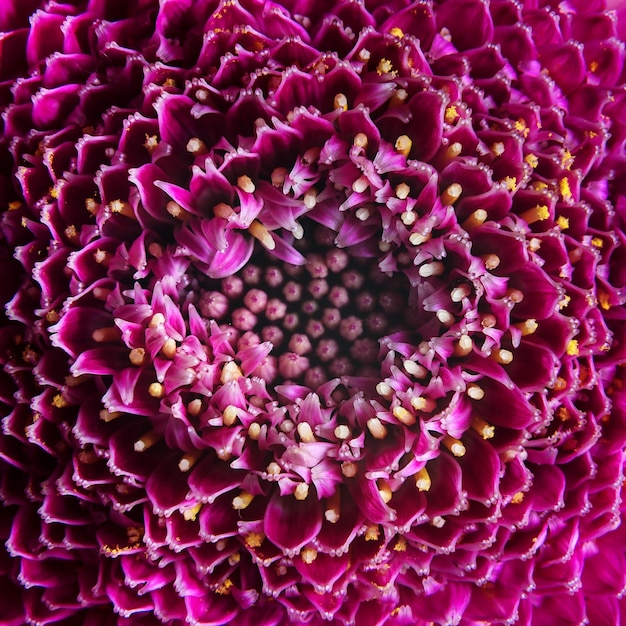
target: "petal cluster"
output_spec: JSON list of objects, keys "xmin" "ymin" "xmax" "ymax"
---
[{"xmin": 1, "ymin": 0, "xmax": 626, "ymax": 624}]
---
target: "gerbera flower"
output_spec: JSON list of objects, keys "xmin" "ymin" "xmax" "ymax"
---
[{"xmin": 1, "ymin": 0, "xmax": 626, "ymax": 624}]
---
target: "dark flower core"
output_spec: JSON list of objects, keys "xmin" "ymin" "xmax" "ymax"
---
[{"xmin": 2, "ymin": 0, "xmax": 626, "ymax": 625}]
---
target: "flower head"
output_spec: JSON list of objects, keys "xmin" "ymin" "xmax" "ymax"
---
[{"xmin": 1, "ymin": 0, "xmax": 626, "ymax": 624}]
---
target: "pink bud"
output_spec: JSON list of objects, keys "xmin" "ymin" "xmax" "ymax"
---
[
  {"xmin": 199, "ymin": 291, "xmax": 229, "ymax": 319},
  {"xmin": 279, "ymin": 353, "xmax": 310, "ymax": 378},
  {"xmin": 243, "ymin": 289, "xmax": 268, "ymax": 314}
]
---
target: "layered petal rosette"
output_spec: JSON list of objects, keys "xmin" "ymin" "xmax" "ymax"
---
[{"xmin": 2, "ymin": 0, "xmax": 626, "ymax": 624}]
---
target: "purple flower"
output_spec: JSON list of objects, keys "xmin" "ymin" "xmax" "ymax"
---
[{"xmin": 1, "ymin": 0, "xmax": 626, "ymax": 624}]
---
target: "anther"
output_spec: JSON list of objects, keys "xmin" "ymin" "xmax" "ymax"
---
[
  {"xmin": 341, "ymin": 462, "xmax": 358, "ymax": 477},
  {"xmin": 466, "ymin": 384, "xmax": 485, "ymax": 400},
  {"xmin": 393, "ymin": 405, "xmax": 416, "ymax": 426},
  {"xmin": 461, "ymin": 209, "xmax": 487, "ymax": 231},
  {"xmin": 178, "ymin": 450, "xmax": 202, "ymax": 472},
  {"xmin": 187, "ymin": 399, "xmax": 203, "ymax": 417},
  {"xmin": 481, "ymin": 254, "xmax": 500, "ymax": 270},
  {"xmin": 92, "ymin": 326, "xmax": 121, "ymax": 343},
  {"xmin": 109, "ymin": 199, "xmax": 134, "ymax": 219},
  {"xmin": 271, "ymin": 167, "xmax": 288, "ymax": 187},
  {"xmin": 403, "ymin": 360, "xmax": 427, "ymax": 378},
  {"xmin": 301, "ymin": 547, "xmax": 318, "ymax": 564},
  {"xmin": 520, "ymin": 204, "xmax": 550, "ymax": 224},
  {"xmin": 515, "ymin": 319, "xmax": 538, "ymax": 336},
  {"xmin": 442, "ymin": 435, "xmax": 466, "ymax": 457},
  {"xmin": 232, "ymin": 491, "xmax": 254, "ymax": 510},
  {"xmin": 99, "ymin": 409, "xmax": 122, "ymax": 422},
  {"xmin": 186, "ymin": 137, "xmax": 208, "ymax": 155},
  {"xmin": 410, "ymin": 396, "xmax": 436, "ymax": 413},
  {"xmin": 354, "ymin": 133, "xmax": 368, "ymax": 149},
  {"xmin": 377, "ymin": 479, "xmax": 393, "ymax": 503},
  {"xmin": 471, "ymin": 417, "xmax": 495, "ymax": 439},
  {"xmin": 395, "ymin": 135, "xmax": 412, "ymax": 157},
  {"xmin": 444, "ymin": 142, "xmax": 462, "ymax": 162},
  {"xmin": 419, "ymin": 262, "xmax": 445, "ymax": 278},
  {"xmin": 266, "ymin": 462, "xmax": 281, "ymax": 475},
  {"xmin": 214, "ymin": 202, "xmax": 235, "ymax": 219},
  {"xmin": 395, "ymin": 183, "xmax": 410, "ymax": 199},
  {"xmin": 294, "ymin": 483, "xmax": 310, "ymax": 501},
  {"xmin": 221, "ymin": 361, "xmax": 242, "ymax": 383},
  {"xmin": 334, "ymin": 425, "xmax": 351, "ymax": 440},
  {"xmin": 248, "ymin": 221, "xmax": 275, "ymax": 250},
  {"xmin": 222, "ymin": 405, "xmax": 239, "ymax": 427},
  {"xmin": 148, "ymin": 382, "xmax": 165, "ymax": 398},
  {"xmin": 303, "ymin": 189, "xmax": 318, "ymax": 208},
  {"xmin": 325, "ymin": 490, "xmax": 341, "ymax": 523},
  {"xmin": 352, "ymin": 176, "xmax": 369, "ymax": 194},
  {"xmin": 415, "ymin": 467, "xmax": 431, "ymax": 491},
  {"xmin": 237, "ymin": 175, "xmax": 255, "ymax": 193},
  {"xmin": 297, "ymin": 422, "xmax": 316, "ymax": 443},
  {"xmin": 401, "ymin": 210, "xmax": 416, "ymax": 226},
  {"xmin": 376, "ymin": 382, "xmax": 393, "ymax": 398},
  {"xmin": 441, "ymin": 183, "xmax": 462, "ymax": 206},
  {"xmin": 454, "ymin": 335, "xmax": 473, "ymax": 357},
  {"xmin": 367, "ymin": 417, "xmax": 388, "ymax": 439},
  {"xmin": 334, "ymin": 93, "xmax": 348, "ymax": 111},
  {"xmin": 506, "ymin": 289, "xmax": 524, "ymax": 303},
  {"xmin": 436, "ymin": 310, "xmax": 455, "ymax": 326},
  {"xmin": 148, "ymin": 313, "xmax": 165, "ymax": 328},
  {"xmin": 450, "ymin": 284, "xmax": 471, "ymax": 302},
  {"xmin": 134, "ymin": 430, "xmax": 160, "ymax": 452},
  {"xmin": 248, "ymin": 423, "xmax": 261, "ymax": 440},
  {"xmin": 409, "ymin": 231, "xmax": 431, "ymax": 245},
  {"xmin": 492, "ymin": 349, "xmax": 513, "ymax": 364},
  {"xmin": 161, "ymin": 338, "xmax": 177, "ymax": 359}
]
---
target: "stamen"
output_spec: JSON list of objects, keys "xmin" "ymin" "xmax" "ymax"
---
[
  {"xmin": 419, "ymin": 262, "xmax": 445, "ymax": 278},
  {"xmin": 450, "ymin": 284, "xmax": 471, "ymax": 302},
  {"xmin": 214, "ymin": 202, "xmax": 235, "ymax": 219},
  {"xmin": 109, "ymin": 199, "xmax": 134, "ymax": 219},
  {"xmin": 186, "ymin": 137, "xmax": 208, "ymax": 155},
  {"xmin": 506, "ymin": 289, "xmax": 524, "ymax": 303},
  {"xmin": 393, "ymin": 405, "xmax": 416, "ymax": 426},
  {"xmin": 482, "ymin": 254, "xmax": 500, "ymax": 270},
  {"xmin": 248, "ymin": 220, "xmax": 275, "ymax": 250},
  {"xmin": 471, "ymin": 417, "xmax": 495, "ymax": 439},
  {"xmin": 436, "ymin": 310, "xmax": 455, "ymax": 326},
  {"xmin": 409, "ymin": 231, "xmax": 431, "ymax": 245},
  {"xmin": 232, "ymin": 491, "xmax": 254, "ymax": 510},
  {"xmin": 187, "ymin": 399, "xmax": 203, "ymax": 417},
  {"xmin": 444, "ymin": 142, "xmax": 462, "ymax": 162},
  {"xmin": 441, "ymin": 183, "xmax": 462, "ymax": 206},
  {"xmin": 271, "ymin": 167, "xmax": 288, "ymax": 187},
  {"xmin": 367, "ymin": 417, "xmax": 388, "ymax": 439},
  {"xmin": 415, "ymin": 467, "xmax": 431, "ymax": 491},
  {"xmin": 520, "ymin": 204, "xmax": 550, "ymax": 225},
  {"xmin": 99, "ymin": 409, "xmax": 122, "ymax": 422},
  {"xmin": 237, "ymin": 175, "xmax": 255, "ymax": 193},
  {"xmin": 334, "ymin": 93, "xmax": 348, "ymax": 111},
  {"xmin": 148, "ymin": 313, "xmax": 165, "ymax": 328},
  {"xmin": 303, "ymin": 189, "xmax": 318, "ymax": 209},
  {"xmin": 377, "ymin": 479, "xmax": 393, "ymax": 503},
  {"xmin": 297, "ymin": 422, "xmax": 316, "ymax": 443},
  {"xmin": 353, "ymin": 133, "xmax": 368, "ymax": 149},
  {"xmin": 301, "ymin": 547, "xmax": 317, "ymax": 564},
  {"xmin": 364, "ymin": 525, "xmax": 380, "ymax": 541},
  {"xmin": 410, "ymin": 396, "xmax": 436, "ymax": 412},
  {"xmin": 492, "ymin": 349, "xmax": 513, "ymax": 364},
  {"xmin": 395, "ymin": 135, "xmax": 412, "ymax": 157},
  {"xmin": 352, "ymin": 176, "xmax": 369, "ymax": 194},
  {"xmin": 355, "ymin": 207, "xmax": 370, "ymax": 221},
  {"xmin": 294, "ymin": 483, "xmax": 309, "ymax": 501},
  {"xmin": 442, "ymin": 435, "xmax": 466, "ymax": 457},
  {"xmin": 401, "ymin": 210, "xmax": 416, "ymax": 226},
  {"xmin": 390, "ymin": 88, "xmax": 407, "ymax": 106},
  {"xmin": 515, "ymin": 319, "xmax": 538, "ymax": 336},
  {"xmin": 395, "ymin": 183, "xmax": 410, "ymax": 199},
  {"xmin": 454, "ymin": 335, "xmax": 473, "ymax": 357},
  {"xmin": 466, "ymin": 384, "xmax": 485, "ymax": 400},
  {"xmin": 222, "ymin": 405, "xmax": 239, "ymax": 426},
  {"xmin": 134, "ymin": 430, "xmax": 160, "ymax": 452},
  {"xmin": 403, "ymin": 360, "xmax": 427, "ymax": 378},
  {"xmin": 334, "ymin": 425, "xmax": 351, "ymax": 440},
  {"xmin": 92, "ymin": 327, "xmax": 121, "ymax": 343},
  {"xmin": 266, "ymin": 462, "xmax": 281, "ymax": 475},
  {"xmin": 148, "ymin": 382, "xmax": 165, "ymax": 398},
  {"xmin": 376, "ymin": 382, "xmax": 393, "ymax": 398},
  {"xmin": 166, "ymin": 201, "xmax": 190, "ymax": 221},
  {"xmin": 325, "ymin": 490, "xmax": 341, "ymax": 523},
  {"xmin": 221, "ymin": 361, "xmax": 243, "ymax": 383},
  {"xmin": 431, "ymin": 516, "xmax": 446, "ymax": 528},
  {"xmin": 248, "ymin": 423, "xmax": 261, "ymax": 440},
  {"xmin": 179, "ymin": 450, "xmax": 202, "ymax": 472},
  {"xmin": 461, "ymin": 209, "xmax": 487, "ymax": 230},
  {"xmin": 341, "ymin": 461, "xmax": 358, "ymax": 477},
  {"xmin": 161, "ymin": 338, "xmax": 177, "ymax": 359}
]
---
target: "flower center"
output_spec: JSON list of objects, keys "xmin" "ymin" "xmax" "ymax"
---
[{"xmin": 197, "ymin": 224, "xmax": 414, "ymax": 388}]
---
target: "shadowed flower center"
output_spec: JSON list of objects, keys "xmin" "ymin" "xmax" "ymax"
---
[{"xmin": 195, "ymin": 223, "xmax": 414, "ymax": 388}]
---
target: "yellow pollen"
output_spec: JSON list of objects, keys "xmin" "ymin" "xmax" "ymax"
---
[
  {"xmin": 365, "ymin": 525, "xmax": 380, "ymax": 541},
  {"xmin": 462, "ymin": 209, "xmax": 487, "ymax": 231},
  {"xmin": 395, "ymin": 182, "xmax": 410, "ymax": 199},
  {"xmin": 511, "ymin": 492, "xmax": 525, "ymax": 504},
  {"xmin": 376, "ymin": 58, "xmax": 395, "ymax": 75},
  {"xmin": 129, "ymin": 347, "xmax": 147, "ymax": 367},
  {"xmin": 52, "ymin": 394, "xmax": 69, "ymax": 409},
  {"xmin": 144, "ymin": 134, "xmax": 159, "ymax": 153},
  {"xmin": 377, "ymin": 479, "xmax": 393, "ymax": 503},
  {"xmin": 520, "ymin": 204, "xmax": 550, "ymax": 224},
  {"xmin": 410, "ymin": 396, "xmax": 436, "ymax": 412},
  {"xmin": 503, "ymin": 176, "xmax": 517, "ymax": 191},
  {"xmin": 561, "ymin": 149, "xmax": 574, "ymax": 169},
  {"xmin": 301, "ymin": 548, "xmax": 318, "ymax": 564},
  {"xmin": 444, "ymin": 106, "xmax": 459, "ymax": 124},
  {"xmin": 183, "ymin": 502, "xmax": 202, "ymax": 521},
  {"xmin": 389, "ymin": 27, "xmax": 404, "ymax": 38},
  {"xmin": 556, "ymin": 216, "xmax": 570, "ymax": 230},
  {"xmin": 394, "ymin": 537, "xmax": 407, "ymax": 552},
  {"xmin": 515, "ymin": 319, "xmax": 538, "ymax": 336},
  {"xmin": 222, "ymin": 405, "xmax": 239, "ymax": 426},
  {"xmin": 221, "ymin": 361, "xmax": 242, "ymax": 384},
  {"xmin": 8, "ymin": 201, "xmax": 22, "ymax": 210},
  {"xmin": 245, "ymin": 533, "xmax": 264, "ymax": 548},
  {"xmin": 248, "ymin": 220, "xmax": 275, "ymax": 250},
  {"xmin": 441, "ymin": 183, "xmax": 462, "ymax": 206},
  {"xmin": 524, "ymin": 154, "xmax": 539, "ymax": 168},
  {"xmin": 237, "ymin": 175, "xmax": 255, "ymax": 193},
  {"xmin": 559, "ymin": 177, "xmax": 572, "ymax": 200},
  {"xmin": 148, "ymin": 382, "xmax": 165, "ymax": 398},
  {"xmin": 591, "ymin": 237, "xmax": 604, "ymax": 248},
  {"xmin": 491, "ymin": 142, "xmax": 505, "ymax": 156},
  {"xmin": 514, "ymin": 119, "xmax": 529, "ymax": 137},
  {"xmin": 559, "ymin": 294, "xmax": 571, "ymax": 310},
  {"xmin": 215, "ymin": 579, "xmax": 233, "ymax": 595},
  {"xmin": 557, "ymin": 407, "xmax": 571, "ymax": 422},
  {"xmin": 64, "ymin": 225, "xmax": 78, "ymax": 240},
  {"xmin": 598, "ymin": 292, "xmax": 611, "ymax": 310},
  {"xmin": 566, "ymin": 340, "xmax": 580, "ymax": 356},
  {"xmin": 589, "ymin": 60, "xmax": 599, "ymax": 72},
  {"xmin": 471, "ymin": 417, "xmax": 495, "ymax": 440}
]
